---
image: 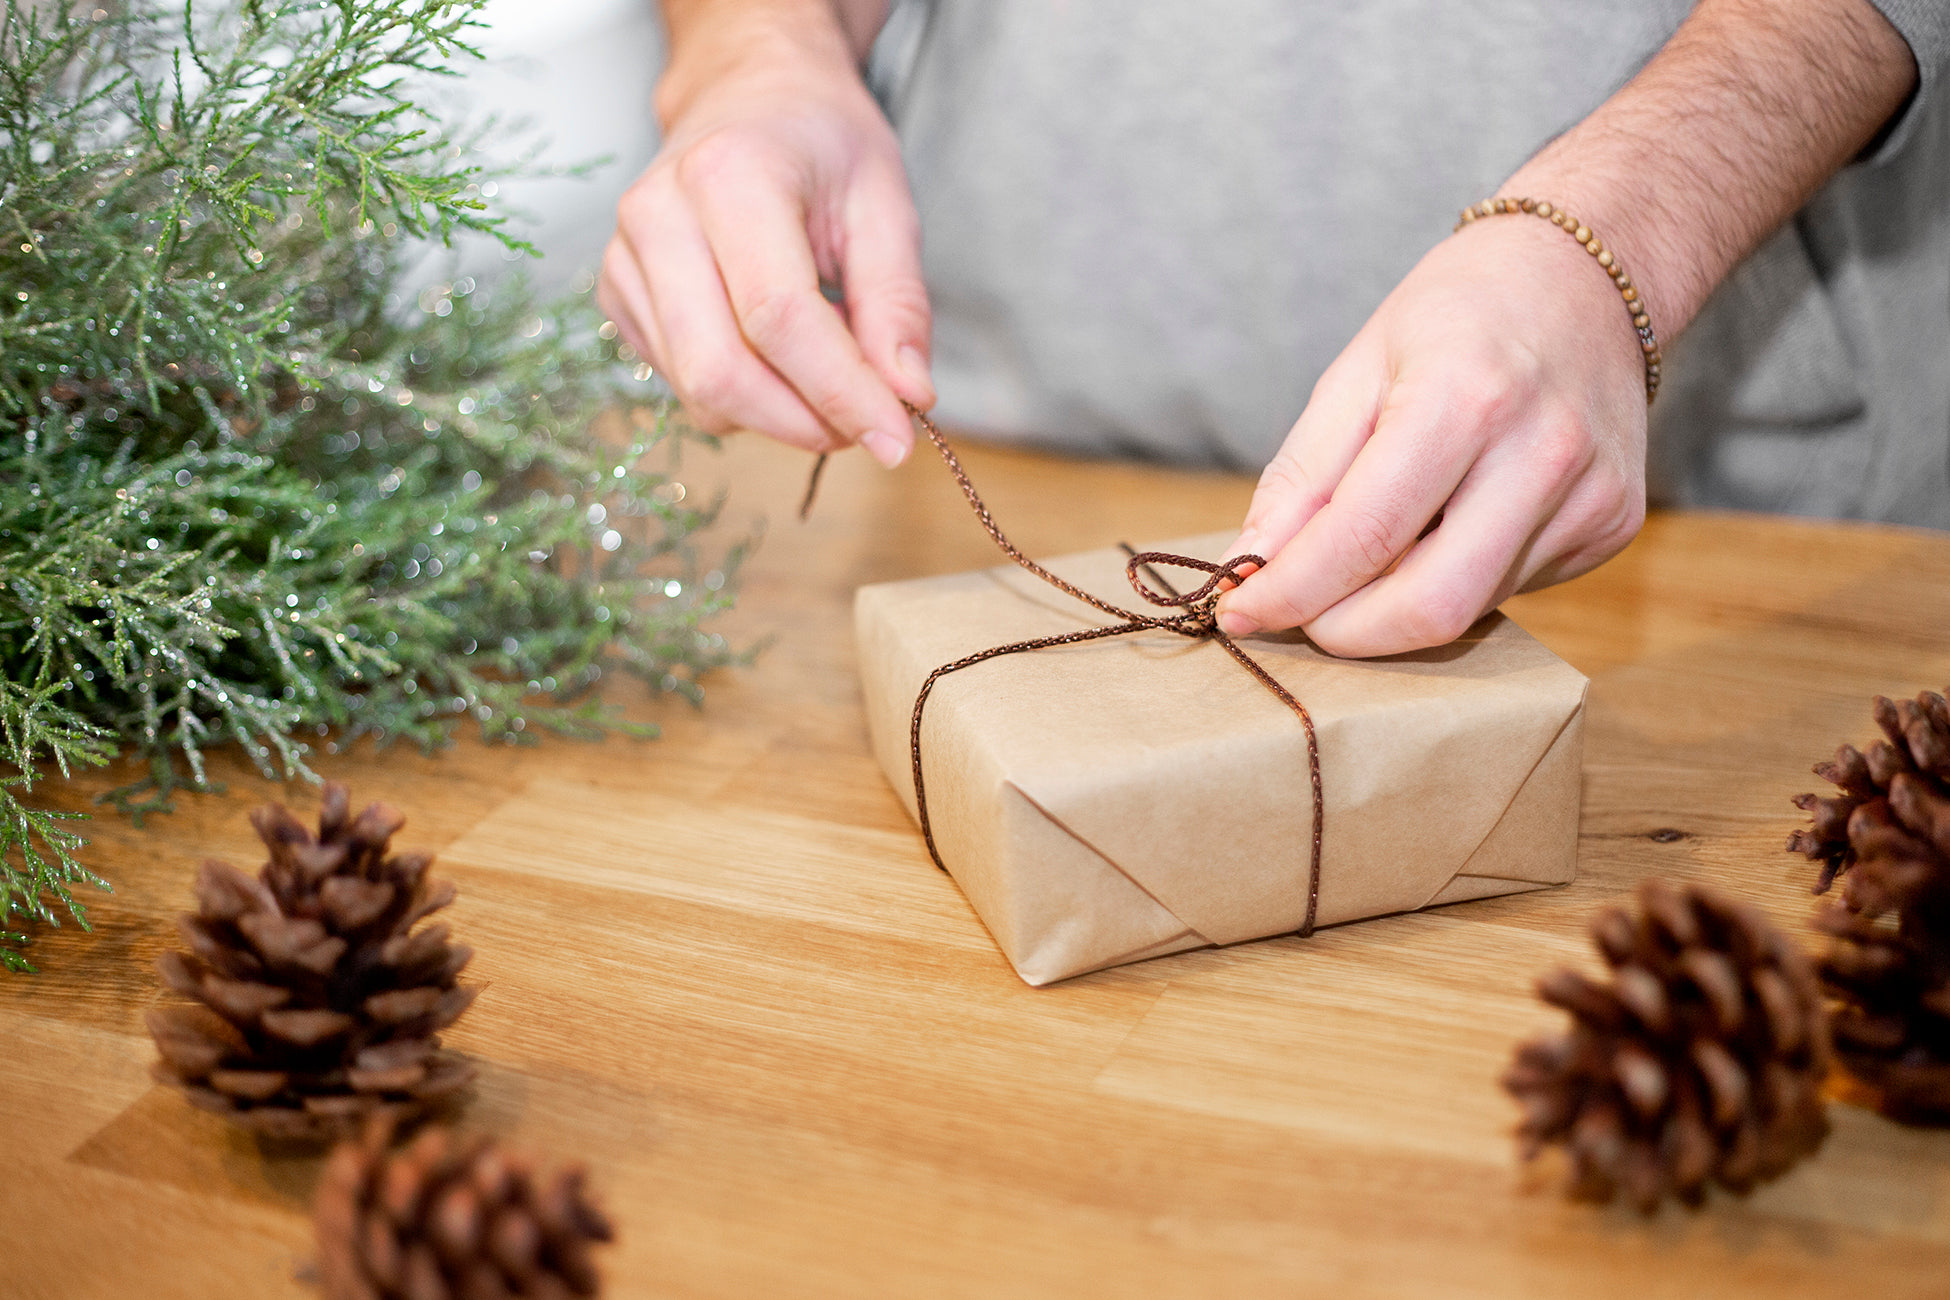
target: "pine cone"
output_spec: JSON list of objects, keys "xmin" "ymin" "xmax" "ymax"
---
[
  {"xmin": 315, "ymin": 1121, "xmax": 614, "ymax": 1300},
  {"xmin": 1789, "ymin": 689, "xmax": 1950, "ymax": 893},
  {"xmin": 146, "ymin": 783, "xmax": 479, "ymax": 1142},
  {"xmin": 1503, "ymin": 880, "xmax": 1831, "ymax": 1211},
  {"xmin": 1814, "ymin": 770, "xmax": 1950, "ymax": 1120}
]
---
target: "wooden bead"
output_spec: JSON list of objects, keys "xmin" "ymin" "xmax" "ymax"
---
[
  {"xmin": 1574, "ymin": 225, "xmax": 1591, "ymax": 242},
  {"xmin": 1597, "ymin": 250, "xmax": 1615, "ymax": 268}
]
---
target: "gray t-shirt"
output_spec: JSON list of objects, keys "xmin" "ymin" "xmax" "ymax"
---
[{"xmin": 878, "ymin": 1, "xmax": 1950, "ymax": 526}]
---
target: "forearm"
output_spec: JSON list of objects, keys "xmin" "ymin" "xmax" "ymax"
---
[
  {"xmin": 1507, "ymin": 0, "xmax": 1918, "ymax": 339},
  {"xmin": 655, "ymin": 0, "xmax": 890, "ymax": 128}
]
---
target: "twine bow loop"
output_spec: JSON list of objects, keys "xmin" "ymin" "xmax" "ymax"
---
[{"xmin": 1121, "ymin": 550, "xmax": 1264, "ymax": 638}]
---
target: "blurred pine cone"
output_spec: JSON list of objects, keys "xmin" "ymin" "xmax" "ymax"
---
[
  {"xmin": 316, "ymin": 1121, "xmax": 614, "ymax": 1300},
  {"xmin": 1789, "ymin": 689, "xmax": 1950, "ymax": 893},
  {"xmin": 1815, "ymin": 769, "xmax": 1950, "ymax": 1120},
  {"xmin": 1504, "ymin": 880, "xmax": 1831, "ymax": 1211},
  {"xmin": 146, "ymin": 783, "xmax": 479, "ymax": 1142}
]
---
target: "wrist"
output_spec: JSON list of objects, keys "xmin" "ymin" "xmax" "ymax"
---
[
  {"xmin": 1454, "ymin": 194, "xmax": 1664, "ymax": 405},
  {"xmin": 1495, "ymin": 160, "xmax": 1700, "ymax": 346},
  {"xmin": 655, "ymin": 2, "xmax": 867, "ymax": 132}
]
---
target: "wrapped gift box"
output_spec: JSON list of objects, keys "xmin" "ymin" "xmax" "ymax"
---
[{"xmin": 854, "ymin": 532, "xmax": 1589, "ymax": 986}]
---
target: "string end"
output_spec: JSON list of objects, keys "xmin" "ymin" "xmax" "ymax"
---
[{"xmin": 798, "ymin": 452, "xmax": 829, "ymax": 522}]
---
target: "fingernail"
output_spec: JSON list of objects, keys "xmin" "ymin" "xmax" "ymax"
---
[
  {"xmin": 861, "ymin": 429, "xmax": 907, "ymax": 468},
  {"xmin": 1228, "ymin": 529, "xmax": 1263, "ymax": 562},
  {"xmin": 896, "ymin": 345, "xmax": 933, "ymax": 401},
  {"xmin": 1216, "ymin": 608, "xmax": 1260, "ymax": 637}
]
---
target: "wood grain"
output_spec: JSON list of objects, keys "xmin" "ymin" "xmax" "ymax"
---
[{"xmin": 5, "ymin": 430, "xmax": 1950, "ymax": 1299}]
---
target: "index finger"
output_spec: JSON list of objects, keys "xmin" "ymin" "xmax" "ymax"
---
[
  {"xmin": 1217, "ymin": 390, "xmax": 1479, "ymax": 635},
  {"xmin": 683, "ymin": 150, "xmax": 916, "ymax": 465}
]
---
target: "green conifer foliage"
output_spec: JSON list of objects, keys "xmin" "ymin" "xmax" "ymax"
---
[{"xmin": 0, "ymin": 0, "xmax": 744, "ymax": 969}]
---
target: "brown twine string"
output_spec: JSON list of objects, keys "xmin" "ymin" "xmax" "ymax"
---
[
  {"xmin": 805, "ymin": 405, "xmax": 1325, "ymax": 939},
  {"xmin": 797, "ymin": 451, "xmax": 827, "ymax": 521}
]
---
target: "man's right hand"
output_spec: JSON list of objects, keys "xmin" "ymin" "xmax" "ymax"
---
[{"xmin": 598, "ymin": 3, "xmax": 932, "ymax": 467}]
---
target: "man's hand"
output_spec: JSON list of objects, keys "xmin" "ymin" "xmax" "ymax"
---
[
  {"xmin": 1214, "ymin": 218, "xmax": 1648, "ymax": 659},
  {"xmin": 598, "ymin": 2, "xmax": 931, "ymax": 467},
  {"xmin": 1216, "ymin": 0, "xmax": 1919, "ymax": 657}
]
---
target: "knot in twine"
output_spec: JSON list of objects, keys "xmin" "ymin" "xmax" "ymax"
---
[
  {"xmin": 1120, "ymin": 550, "xmax": 1261, "ymax": 640},
  {"xmin": 808, "ymin": 404, "xmax": 1325, "ymax": 940}
]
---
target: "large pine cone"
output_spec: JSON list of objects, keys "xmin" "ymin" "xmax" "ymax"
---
[
  {"xmin": 1503, "ymin": 880, "xmax": 1831, "ymax": 1211},
  {"xmin": 1789, "ymin": 689, "xmax": 1950, "ymax": 893},
  {"xmin": 316, "ymin": 1121, "xmax": 614, "ymax": 1300},
  {"xmin": 146, "ymin": 783, "xmax": 479, "ymax": 1141},
  {"xmin": 1815, "ymin": 769, "xmax": 1950, "ymax": 1120}
]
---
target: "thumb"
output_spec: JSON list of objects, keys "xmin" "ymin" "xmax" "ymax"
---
[{"xmin": 841, "ymin": 162, "xmax": 935, "ymax": 410}]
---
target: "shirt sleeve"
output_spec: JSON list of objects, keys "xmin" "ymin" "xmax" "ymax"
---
[{"xmin": 1865, "ymin": 0, "xmax": 1950, "ymax": 163}]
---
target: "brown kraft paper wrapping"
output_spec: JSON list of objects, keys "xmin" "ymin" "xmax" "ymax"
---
[{"xmin": 855, "ymin": 532, "xmax": 1589, "ymax": 987}]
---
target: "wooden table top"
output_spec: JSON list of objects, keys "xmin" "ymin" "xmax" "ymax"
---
[{"xmin": 5, "ymin": 430, "xmax": 1950, "ymax": 1300}]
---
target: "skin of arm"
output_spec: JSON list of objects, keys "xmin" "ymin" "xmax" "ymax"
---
[
  {"xmin": 598, "ymin": 0, "xmax": 928, "ymax": 469},
  {"xmin": 1212, "ymin": 0, "xmax": 1920, "ymax": 656}
]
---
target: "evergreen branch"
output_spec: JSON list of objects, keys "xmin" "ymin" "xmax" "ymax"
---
[
  {"xmin": 0, "ymin": 0, "xmax": 749, "ymax": 966},
  {"xmin": 0, "ymin": 778, "xmax": 99, "ymax": 972}
]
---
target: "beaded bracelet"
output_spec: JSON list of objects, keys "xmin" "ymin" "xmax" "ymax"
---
[{"xmin": 1455, "ymin": 197, "xmax": 1661, "ymax": 405}]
